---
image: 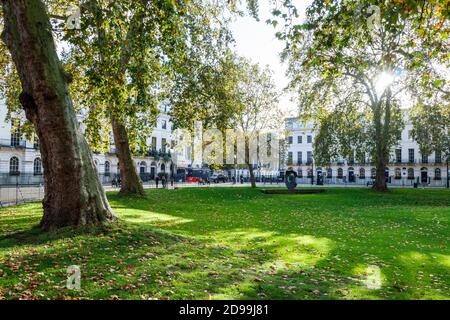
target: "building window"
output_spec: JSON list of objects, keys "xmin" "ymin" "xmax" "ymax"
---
[
  {"xmin": 435, "ymin": 168, "xmax": 441, "ymax": 180},
  {"xmin": 33, "ymin": 136, "xmax": 40, "ymax": 150},
  {"xmin": 287, "ymin": 152, "xmax": 293, "ymax": 165},
  {"xmin": 395, "ymin": 168, "xmax": 401, "ymax": 179},
  {"xmin": 307, "ymin": 168, "xmax": 313, "ymax": 178},
  {"xmin": 10, "ymin": 120, "xmax": 21, "ymax": 147},
  {"xmin": 33, "ymin": 158, "xmax": 42, "ymax": 175},
  {"xmin": 162, "ymin": 120, "xmax": 167, "ymax": 130},
  {"xmin": 297, "ymin": 151, "xmax": 302, "ymax": 165},
  {"xmin": 139, "ymin": 161, "xmax": 146, "ymax": 174},
  {"xmin": 327, "ymin": 168, "xmax": 332, "ymax": 178},
  {"xmin": 408, "ymin": 130, "xmax": 413, "ymax": 140},
  {"xmin": 307, "ymin": 135, "xmax": 312, "ymax": 143},
  {"xmin": 407, "ymin": 168, "xmax": 414, "ymax": 179},
  {"xmin": 408, "ymin": 149, "xmax": 415, "ymax": 163},
  {"xmin": 435, "ymin": 151, "xmax": 442, "ymax": 163},
  {"xmin": 151, "ymin": 137, "xmax": 157, "ymax": 151},
  {"xmin": 348, "ymin": 155, "xmax": 355, "ymax": 164},
  {"xmin": 371, "ymin": 168, "xmax": 376, "ymax": 179},
  {"xmin": 337, "ymin": 168, "xmax": 343, "ymax": 179},
  {"xmin": 307, "ymin": 151, "xmax": 313, "ymax": 164},
  {"xmin": 297, "ymin": 136, "xmax": 302, "ymax": 144},
  {"xmin": 104, "ymin": 161, "xmax": 110, "ymax": 176},
  {"xmin": 297, "ymin": 169, "xmax": 303, "ymax": 178},
  {"xmin": 422, "ymin": 154, "xmax": 428, "ymax": 164},
  {"xmin": 9, "ymin": 157, "xmax": 19, "ymax": 175},
  {"xmin": 359, "ymin": 168, "xmax": 365, "ymax": 179},
  {"xmin": 288, "ymin": 136, "xmax": 293, "ymax": 144},
  {"xmin": 161, "ymin": 138, "xmax": 167, "ymax": 153},
  {"xmin": 395, "ymin": 149, "xmax": 401, "ymax": 163},
  {"xmin": 267, "ymin": 133, "xmax": 272, "ymax": 157}
]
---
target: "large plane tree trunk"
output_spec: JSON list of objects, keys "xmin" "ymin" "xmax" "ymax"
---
[
  {"xmin": 244, "ymin": 138, "xmax": 256, "ymax": 188},
  {"xmin": 1, "ymin": 0, "xmax": 115, "ymax": 230},
  {"xmin": 247, "ymin": 163, "xmax": 256, "ymax": 188},
  {"xmin": 111, "ymin": 117, "xmax": 144, "ymax": 195},
  {"xmin": 372, "ymin": 88, "xmax": 392, "ymax": 192},
  {"xmin": 91, "ymin": 3, "xmax": 144, "ymax": 196}
]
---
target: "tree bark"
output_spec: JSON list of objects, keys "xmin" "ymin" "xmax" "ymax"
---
[
  {"xmin": 372, "ymin": 87, "xmax": 392, "ymax": 192},
  {"xmin": 244, "ymin": 139, "xmax": 256, "ymax": 188},
  {"xmin": 1, "ymin": 0, "xmax": 115, "ymax": 230},
  {"xmin": 91, "ymin": 3, "xmax": 144, "ymax": 196},
  {"xmin": 247, "ymin": 163, "xmax": 256, "ymax": 188},
  {"xmin": 111, "ymin": 117, "xmax": 145, "ymax": 195}
]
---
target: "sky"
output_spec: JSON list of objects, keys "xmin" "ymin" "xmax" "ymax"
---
[{"xmin": 229, "ymin": 0, "xmax": 312, "ymax": 116}]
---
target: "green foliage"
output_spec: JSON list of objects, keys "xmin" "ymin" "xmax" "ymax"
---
[
  {"xmin": 271, "ymin": 0, "xmax": 449, "ymax": 171},
  {"xmin": 410, "ymin": 101, "xmax": 450, "ymax": 157}
]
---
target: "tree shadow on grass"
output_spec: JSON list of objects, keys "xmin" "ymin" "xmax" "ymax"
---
[{"xmin": 1, "ymin": 188, "xmax": 449, "ymax": 299}]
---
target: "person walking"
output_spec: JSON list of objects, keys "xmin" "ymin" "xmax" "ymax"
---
[
  {"xmin": 162, "ymin": 175, "xmax": 166, "ymax": 188},
  {"xmin": 155, "ymin": 176, "xmax": 159, "ymax": 188}
]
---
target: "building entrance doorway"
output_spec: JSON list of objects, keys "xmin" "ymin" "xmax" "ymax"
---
[
  {"xmin": 421, "ymin": 168, "xmax": 428, "ymax": 183},
  {"xmin": 348, "ymin": 167, "xmax": 355, "ymax": 182}
]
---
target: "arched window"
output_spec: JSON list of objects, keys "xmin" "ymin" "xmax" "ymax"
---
[
  {"xmin": 435, "ymin": 168, "xmax": 441, "ymax": 180},
  {"xmin": 161, "ymin": 163, "xmax": 166, "ymax": 172},
  {"xmin": 371, "ymin": 168, "xmax": 376, "ymax": 179},
  {"xmin": 139, "ymin": 161, "xmax": 146, "ymax": 174},
  {"xmin": 327, "ymin": 168, "xmax": 332, "ymax": 178},
  {"xmin": 407, "ymin": 168, "xmax": 414, "ymax": 179},
  {"xmin": 104, "ymin": 161, "xmax": 110, "ymax": 176},
  {"xmin": 9, "ymin": 157, "xmax": 19, "ymax": 175},
  {"xmin": 33, "ymin": 158, "xmax": 42, "ymax": 175},
  {"xmin": 337, "ymin": 168, "xmax": 343, "ymax": 179},
  {"xmin": 359, "ymin": 168, "xmax": 365, "ymax": 179},
  {"xmin": 395, "ymin": 168, "xmax": 401, "ymax": 179}
]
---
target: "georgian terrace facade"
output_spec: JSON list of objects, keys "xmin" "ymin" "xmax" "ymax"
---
[
  {"xmin": 0, "ymin": 101, "xmax": 179, "ymax": 185},
  {"xmin": 284, "ymin": 118, "xmax": 449, "ymax": 187}
]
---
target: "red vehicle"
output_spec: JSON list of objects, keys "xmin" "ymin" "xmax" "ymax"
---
[{"xmin": 176, "ymin": 168, "xmax": 211, "ymax": 183}]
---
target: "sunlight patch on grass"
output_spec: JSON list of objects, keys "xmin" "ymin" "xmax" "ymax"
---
[
  {"xmin": 353, "ymin": 264, "xmax": 384, "ymax": 290},
  {"xmin": 275, "ymin": 235, "xmax": 333, "ymax": 268},
  {"xmin": 362, "ymin": 265, "xmax": 382, "ymax": 289},
  {"xmin": 119, "ymin": 209, "xmax": 193, "ymax": 226},
  {"xmin": 207, "ymin": 229, "xmax": 333, "ymax": 272},
  {"xmin": 434, "ymin": 253, "xmax": 450, "ymax": 268}
]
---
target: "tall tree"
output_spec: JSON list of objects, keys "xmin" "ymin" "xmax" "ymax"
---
[
  {"xmin": 409, "ymin": 76, "xmax": 450, "ymax": 187},
  {"xmin": 232, "ymin": 57, "xmax": 281, "ymax": 188},
  {"xmin": 271, "ymin": 0, "xmax": 449, "ymax": 191},
  {"xmin": 58, "ymin": 0, "xmax": 241, "ymax": 195},
  {"xmin": 1, "ymin": 0, "xmax": 114, "ymax": 230}
]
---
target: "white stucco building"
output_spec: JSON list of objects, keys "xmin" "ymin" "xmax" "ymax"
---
[
  {"xmin": 284, "ymin": 117, "xmax": 449, "ymax": 187},
  {"xmin": 0, "ymin": 101, "xmax": 182, "ymax": 185}
]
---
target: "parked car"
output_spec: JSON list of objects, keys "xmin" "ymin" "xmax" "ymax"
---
[{"xmin": 211, "ymin": 173, "xmax": 227, "ymax": 183}]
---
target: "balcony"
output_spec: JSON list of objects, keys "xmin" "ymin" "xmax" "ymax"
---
[
  {"xmin": 0, "ymin": 139, "xmax": 27, "ymax": 148},
  {"xmin": 146, "ymin": 149, "xmax": 172, "ymax": 161}
]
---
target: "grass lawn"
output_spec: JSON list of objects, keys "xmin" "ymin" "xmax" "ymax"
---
[{"xmin": 0, "ymin": 187, "xmax": 449, "ymax": 300}]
